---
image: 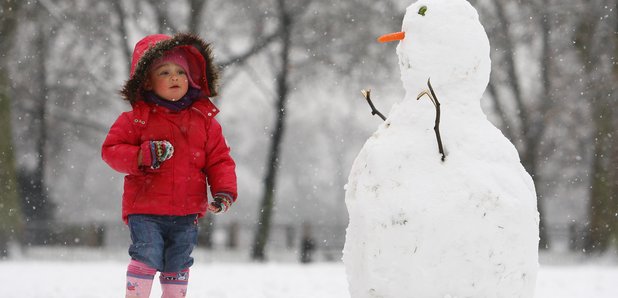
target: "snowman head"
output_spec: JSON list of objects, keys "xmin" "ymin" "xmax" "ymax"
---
[{"xmin": 381, "ymin": 0, "xmax": 490, "ymax": 104}]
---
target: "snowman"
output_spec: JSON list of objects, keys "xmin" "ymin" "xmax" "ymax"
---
[{"xmin": 343, "ymin": 1, "xmax": 539, "ymax": 298}]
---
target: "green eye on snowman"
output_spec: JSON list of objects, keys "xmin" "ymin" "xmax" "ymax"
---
[{"xmin": 418, "ymin": 6, "xmax": 427, "ymax": 16}]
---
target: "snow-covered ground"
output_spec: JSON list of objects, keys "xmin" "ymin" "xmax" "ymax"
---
[{"xmin": 0, "ymin": 250, "xmax": 616, "ymax": 298}]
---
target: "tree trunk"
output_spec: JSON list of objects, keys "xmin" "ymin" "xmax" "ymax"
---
[
  {"xmin": 534, "ymin": 0, "xmax": 552, "ymax": 250},
  {"xmin": 0, "ymin": 1, "xmax": 25, "ymax": 257},
  {"xmin": 18, "ymin": 20, "xmax": 55, "ymax": 245},
  {"xmin": 188, "ymin": 0, "xmax": 207, "ymax": 34},
  {"xmin": 251, "ymin": 0, "xmax": 292, "ymax": 261},
  {"xmin": 611, "ymin": 0, "xmax": 618, "ymax": 247},
  {"xmin": 611, "ymin": 103, "xmax": 618, "ymax": 248},
  {"xmin": 110, "ymin": 0, "xmax": 133, "ymax": 65},
  {"xmin": 585, "ymin": 99, "xmax": 614, "ymax": 252},
  {"xmin": 0, "ymin": 73, "xmax": 22, "ymax": 258},
  {"xmin": 576, "ymin": 0, "xmax": 617, "ymax": 253}
]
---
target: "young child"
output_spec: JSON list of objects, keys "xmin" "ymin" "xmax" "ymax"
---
[{"xmin": 102, "ymin": 33, "xmax": 237, "ymax": 298}]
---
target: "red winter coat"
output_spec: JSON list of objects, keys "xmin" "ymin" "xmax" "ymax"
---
[{"xmin": 102, "ymin": 33, "xmax": 236, "ymax": 223}]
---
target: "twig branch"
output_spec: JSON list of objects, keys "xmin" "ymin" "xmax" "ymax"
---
[
  {"xmin": 110, "ymin": 0, "xmax": 132, "ymax": 65},
  {"xmin": 361, "ymin": 89, "xmax": 386, "ymax": 121},
  {"xmin": 417, "ymin": 78, "xmax": 446, "ymax": 162},
  {"xmin": 218, "ymin": 30, "xmax": 281, "ymax": 69},
  {"xmin": 428, "ymin": 79, "xmax": 446, "ymax": 162}
]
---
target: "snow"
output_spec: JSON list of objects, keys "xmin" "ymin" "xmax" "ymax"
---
[
  {"xmin": 0, "ymin": 260, "xmax": 616, "ymax": 298},
  {"xmin": 343, "ymin": 0, "xmax": 538, "ymax": 297}
]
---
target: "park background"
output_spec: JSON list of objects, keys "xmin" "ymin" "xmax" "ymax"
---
[{"xmin": 0, "ymin": 0, "xmax": 617, "ymax": 297}]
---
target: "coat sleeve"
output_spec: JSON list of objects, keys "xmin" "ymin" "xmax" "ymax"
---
[
  {"xmin": 101, "ymin": 113, "xmax": 144, "ymax": 175},
  {"xmin": 204, "ymin": 118, "xmax": 238, "ymax": 201}
]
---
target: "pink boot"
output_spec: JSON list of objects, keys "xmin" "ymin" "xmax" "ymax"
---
[
  {"xmin": 160, "ymin": 269, "xmax": 190, "ymax": 298},
  {"xmin": 126, "ymin": 260, "xmax": 156, "ymax": 298}
]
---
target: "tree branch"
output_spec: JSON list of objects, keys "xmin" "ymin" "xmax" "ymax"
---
[
  {"xmin": 361, "ymin": 89, "xmax": 386, "ymax": 121},
  {"xmin": 417, "ymin": 79, "xmax": 446, "ymax": 162},
  {"xmin": 492, "ymin": 0, "xmax": 529, "ymax": 140},
  {"xmin": 188, "ymin": 0, "xmax": 207, "ymax": 34},
  {"xmin": 147, "ymin": 0, "xmax": 179, "ymax": 33},
  {"xmin": 110, "ymin": 0, "xmax": 132, "ymax": 65},
  {"xmin": 218, "ymin": 30, "xmax": 282, "ymax": 69}
]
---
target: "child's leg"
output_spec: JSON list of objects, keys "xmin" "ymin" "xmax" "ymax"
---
[
  {"xmin": 126, "ymin": 259, "xmax": 157, "ymax": 298},
  {"xmin": 160, "ymin": 268, "xmax": 190, "ymax": 298},
  {"xmin": 161, "ymin": 214, "xmax": 199, "ymax": 298},
  {"xmin": 126, "ymin": 215, "xmax": 167, "ymax": 298}
]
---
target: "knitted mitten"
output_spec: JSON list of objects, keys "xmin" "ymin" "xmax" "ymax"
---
[
  {"xmin": 141, "ymin": 140, "xmax": 174, "ymax": 169},
  {"xmin": 208, "ymin": 193, "xmax": 234, "ymax": 214}
]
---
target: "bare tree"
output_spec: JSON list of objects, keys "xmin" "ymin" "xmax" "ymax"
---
[
  {"xmin": 576, "ymin": 0, "xmax": 618, "ymax": 253},
  {"xmin": 110, "ymin": 0, "xmax": 133, "ymax": 63},
  {"xmin": 251, "ymin": 0, "xmax": 301, "ymax": 261},
  {"xmin": 611, "ymin": 0, "xmax": 618, "ymax": 250},
  {"xmin": 4, "ymin": 0, "xmax": 122, "ymax": 245},
  {"xmin": 0, "ymin": 84, "xmax": 22, "ymax": 258},
  {"xmin": 13, "ymin": 6, "xmax": 58, "ymax": 245},
  {"xmin": 0, "ymin": 0, "xmax": 25, "ymax": 257},
  {"xmin": 478, "ymin": 0, "xmax": 618, "ymax": 251},
  {"xmin": 249, "ymin": 0, "xmax": 403, "ymax": 260},
  {"xmin": 188, "ymin": 0, "xmax": 208, "ymax": 33}
]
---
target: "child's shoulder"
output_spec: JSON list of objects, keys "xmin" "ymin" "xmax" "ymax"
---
[
  {"xmin": 113, "ymin": 101, "xmax": 149, "ymax": 126},
  {"xmin": 191, "ymin": 99, "xmax": 220, "ymax": 119}
]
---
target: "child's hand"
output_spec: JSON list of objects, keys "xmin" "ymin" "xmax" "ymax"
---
[
  {"xmin": 141, "ymin": 140, "xmax": 174, "ymax": 169},
  {"xmin": 208, "ymin": 194, "xmax": 233, "ymax": 214}
]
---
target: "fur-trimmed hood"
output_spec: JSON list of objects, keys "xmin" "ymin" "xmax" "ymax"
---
[{"xmin": 121, "ymin": 33, "xmax": 220, "ymax": 103}]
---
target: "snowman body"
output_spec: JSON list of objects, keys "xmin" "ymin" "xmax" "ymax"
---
[{"xmin": 343, "ymin": 1, "xmax": 539, "ymax": 297}]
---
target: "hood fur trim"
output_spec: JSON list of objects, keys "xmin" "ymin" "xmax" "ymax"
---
[{"xmin": 120, "ymin": 33, "xmax": 220, "ymax": 103}]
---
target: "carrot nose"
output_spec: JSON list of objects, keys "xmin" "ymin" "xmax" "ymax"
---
[{"xmin": 377, "ymin": 31, "xmax": 406, "ymax": 43}]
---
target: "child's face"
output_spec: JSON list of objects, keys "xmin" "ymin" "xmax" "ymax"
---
[{"xmin": 144, "ymin": 62, "xmax": 189, "ymax": 101}]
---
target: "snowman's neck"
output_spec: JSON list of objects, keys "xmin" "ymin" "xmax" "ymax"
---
[{"xmin": 404, "ymin": 88, "xmax": 486, "ymax": 115}]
